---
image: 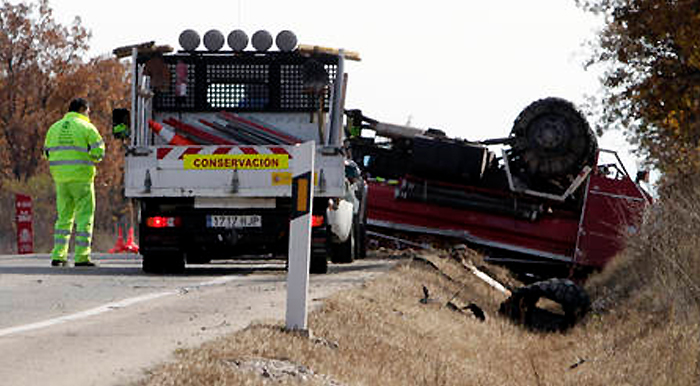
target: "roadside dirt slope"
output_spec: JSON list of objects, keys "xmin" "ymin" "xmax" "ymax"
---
[{"xmin": 137, "ymin": 247, "xmax": 699, "ymax": 386}]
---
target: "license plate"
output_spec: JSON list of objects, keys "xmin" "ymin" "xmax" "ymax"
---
[{"xmin": 206, "ymin": 215, "xmax": 262, "ymax": 228}]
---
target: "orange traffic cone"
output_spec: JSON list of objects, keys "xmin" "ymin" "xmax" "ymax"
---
[
  {"xmin": 124, "ymin": 226, "xmax": 139, "ymax": 253},
  {"xmin": 109, "ymin": 226, "xmax": 126, "ymax": 253},
  {"xmin": 149, "ymin": 120, "xmax": 196, "ymax": 145}
]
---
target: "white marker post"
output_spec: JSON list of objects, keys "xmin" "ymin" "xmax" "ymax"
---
[{"xmin": 285, "ymin": 141, "xmax": 315, "ymax": 332}]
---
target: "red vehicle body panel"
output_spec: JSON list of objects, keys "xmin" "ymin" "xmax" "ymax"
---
[
  {"xmin": 366, "ymin": 166, "xmax": 649, "ymax": 270},
  {"xmin": 574, "ymin": 173, "xmax": 649, "ymax": 268}
]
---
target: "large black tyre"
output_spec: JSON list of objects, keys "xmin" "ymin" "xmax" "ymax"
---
[
  {"xmin": 142, "ymin": 253, "xmax": 162, "ymax": 274},
  {"xmin": 142, "ymin": 252, "xmax": 186, "ymax": 274},
  {"xmin": 510, "ymin": 98, "xmax": 597, "ymax": 181},
  {"xmin": 186, "ymin": 255, "xmax": 212, "ymax": 264},
  {"xmin": 330, "ymin": 227, "xmax": 355, "ymax": 264},
  {"xmin": 310, "ymin": 227, "xmax": 329, "ymax": 274},
  {"xmin": 499, "ymin": 278, "xmax": 590, "ymax": 332},
  {"xmin": 355, "ymin": 184, "xmax": 369, "ymax": 259},
  {"xmin": 309, "ymin": 251, "xmax": 328, "ymax": 274},
  {"xmin": 354, "ymin": 219, "xmax": 367, "ymax": 259}
]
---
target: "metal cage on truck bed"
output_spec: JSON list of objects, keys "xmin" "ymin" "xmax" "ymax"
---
[{"xmin": 140, "ymin": 52, "xmax": 338, "ymax": 113}]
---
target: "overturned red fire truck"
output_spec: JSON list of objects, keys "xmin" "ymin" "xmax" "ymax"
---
[{"xmin": 347, "ymin": 97, "xmax": 651, "ymax": 277}]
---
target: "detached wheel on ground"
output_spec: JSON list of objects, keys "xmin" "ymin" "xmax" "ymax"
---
[{"xmin": 498, "ymin": 278, "xmax": 591, "ymax": 332}]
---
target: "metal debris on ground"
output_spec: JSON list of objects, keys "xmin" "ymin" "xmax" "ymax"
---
[
  {"xmin": 464, "ymin": 303, "xmax": 486, "ymax": 321},
  {"xmin": 419, "ymin": 285, "xmax": 438, "ymax": 304},
  {"xmin": 312, "ymin": 336, "xmax": 340, "ymax": 350}
]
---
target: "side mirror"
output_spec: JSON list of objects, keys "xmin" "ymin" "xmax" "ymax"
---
[
  {"xmin": 112, "ymin": 108, "xmax": 130, "ymax": 140},
  {"xmin": 636, "ymin": 170, "xmax": 650, "ymax": 184}
]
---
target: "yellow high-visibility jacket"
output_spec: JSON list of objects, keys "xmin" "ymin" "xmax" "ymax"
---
[{"xmin": 44, "ymin": 112, "xmax": 105, "ymax": 182}]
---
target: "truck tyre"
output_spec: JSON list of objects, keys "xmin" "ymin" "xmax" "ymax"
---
[
  {"xmin": 142, "ymin": 252, "xmax": 186, "ymax": 274},
  {"xmin": 142, "ymin": 253, "xmax": 165, "ymax": 274},
  {"xmin": 186, "ymin": 254, "xmax": 212, "ymax": 264},
  {"xmin": 164, "ymin": 253, "xmax": 186, "ymax": 274},
  {"xmin": 510, "ymin": 97, "xmax": 597, "ymax": 180},
  {"xmin": 330, "ymin": 227, "xmax": 355, "ymax": 264},
  {"xmin": 346, "ymin": 211, "xmax": 366, "ymax": 261},
  {"xmin": 498, "ymin": 278, "xmax": 590, "ymax": 332},
  {"xmin": 310, "ymin": 252, "xmax": 328, "ymax": 274},
  {"xmin": 309, "ymin": 247, "xmax": 328, "ymax": 274},
  {"xmin": 355, "ymin": 191, "xmax": 368, "ymax": 259},
  {"xmin": 310, "ymin": 226, "xmax": 329, "ymax": 274},
  {"xmin": 355, "ymin": 219, "xmax": 367, "ymax": 259}
]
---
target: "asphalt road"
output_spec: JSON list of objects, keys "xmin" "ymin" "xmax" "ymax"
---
[{"xmin": 0, "ymin": 253, "xmax": 395, "ymax": 386}]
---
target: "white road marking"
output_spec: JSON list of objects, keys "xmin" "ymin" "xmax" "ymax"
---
[{"xmin": 0, "ymin": 275, "xmax": 243, "ymax": 338}]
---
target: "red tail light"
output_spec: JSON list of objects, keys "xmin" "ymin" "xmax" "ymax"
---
[
  {"xmin": 311, "ymin": 215, "xmax": 324, "ymax": 227},
  {"xmin": 146, "ymin": 216, "xmax": 182, "ymax": 228}
]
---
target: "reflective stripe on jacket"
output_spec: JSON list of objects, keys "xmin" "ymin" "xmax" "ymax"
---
[{"xmin": 44, "ymin": 112, "xmax": 105, "ymax": 182}]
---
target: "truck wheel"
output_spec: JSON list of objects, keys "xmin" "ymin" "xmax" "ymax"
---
[
  {"xmin": 309, "ymin": 246, "xmax": 328, "ymax": 274},
  {"xmin": 330, "ymin": 228, "xmax": 354, "ymax": 264},
  {"xmin": 142, "ymin": 252, "xmax": 186, "ymax": 274},
  {"xmin": 510, "ymin": 97, "xmax": 597, "ymax": 180},
  {"xmin": 164, "ymin": 253, "xmax": 186, "ymax": 274},
  {"xmin": 186, "ymin": 254, "xmax": 212, "ymax": 264},
  {"xmin": 355, "ymin": 222, "xmax": 367, "ymax": 259},
  {"xmin": 310, "ymin": 227, "xmax": 329, "ymax": 274},
  {"xmin": 498, "ymin": 278, "xmax": 590, "ymax": 332},
  {"xmin": 354, "ymin": 214, "xmax": 367, "ymax": 259},
  {"xmin": 142, "ymin": 253, "xmax": 165, "ymax": 274},
  {"xmin": 356, "ymin": 180, "xmax": 369, "ymax": 259}
]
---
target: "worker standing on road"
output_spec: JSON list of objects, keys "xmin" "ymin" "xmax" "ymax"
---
[{"xmin": 44, "ymin": 98, "xmax": 104, "ymax": 267}]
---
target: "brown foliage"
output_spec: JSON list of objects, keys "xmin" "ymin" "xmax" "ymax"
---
[
  {"xmin": 578, "ymin": 0, "xmax": 700, "ymax": 186},
  {"xmin": 0, "ymin": 0, "xmax": 90, "ymax": 180},
  {"xmin": 0, "ymin": 0, "xmax": 131, "ymax": 247}
]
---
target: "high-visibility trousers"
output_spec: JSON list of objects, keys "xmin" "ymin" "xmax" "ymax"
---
[{"xmin": 50, "ymin": 181, "xmax": 95, "ymax": 263}]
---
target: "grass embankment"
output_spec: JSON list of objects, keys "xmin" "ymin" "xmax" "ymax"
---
[{"xmin": 138, "ymin": 182, "xmax": 700, "ymax": 386}]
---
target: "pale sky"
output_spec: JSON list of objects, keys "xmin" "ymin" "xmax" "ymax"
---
[{"xmin": 44, "ymin": 0, "xmax": 641, "ymax": 175}]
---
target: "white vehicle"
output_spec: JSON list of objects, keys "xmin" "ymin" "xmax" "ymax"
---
[{"xmin": 113, "ymin": 30, "xmax": 366, "ymax": 273}]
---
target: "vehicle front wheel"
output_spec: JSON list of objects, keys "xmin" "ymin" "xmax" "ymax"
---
[
  {"xmin": 354, "ymin": 214, "xmax": 367, "ymax": 259},
  {"xmin": 330, "ymin": 227, "xmax": 354, "ymax": 264}
]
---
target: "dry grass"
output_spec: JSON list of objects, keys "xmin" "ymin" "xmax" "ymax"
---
[
  {"xmin": 137, "ymin": 180, "xmax": 700, "ymax": 385},
  {"xmin": 136, "ymin": 254, "xmax": 700, "ymax": 385},
  {"xmin": 588, "ymin": 177, "xmax": 700, "ymax": 321}
]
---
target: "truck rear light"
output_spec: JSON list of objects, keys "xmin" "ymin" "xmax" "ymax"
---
[
  {"xmin": 146, "ymin": 216, "xmax": 182, "ymax": 228},
  {"xmin": 312, "ymin": 215, "xmax": 324, "ymax": 227}
]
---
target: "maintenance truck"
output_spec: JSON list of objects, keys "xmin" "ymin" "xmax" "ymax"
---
[{"xmin": 112, "ymin": 30, "xmax": 366, "ymax": 273}]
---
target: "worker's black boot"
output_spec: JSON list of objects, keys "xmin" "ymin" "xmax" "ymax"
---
[{"xmin": 74, "ymin": 261, "xmax": 98, "ymax": 267}]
